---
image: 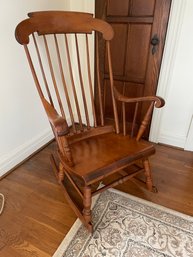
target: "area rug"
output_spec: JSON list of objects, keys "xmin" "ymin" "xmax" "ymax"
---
[{"xmin": 53, "ymin": 189, "xmax": 193, "ymax": 257}]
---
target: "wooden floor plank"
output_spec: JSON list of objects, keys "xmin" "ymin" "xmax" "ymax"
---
[{"xmin": 0, "ymin": 142, "xmax": 193, "ymax": 256}]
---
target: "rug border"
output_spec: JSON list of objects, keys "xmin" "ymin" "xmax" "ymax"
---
[
  {"xmin": 52, "ymin": 188, "xmax": 193, "ymax": 257},
  {"xmin": 109, "ymin": 188, "xmax": 193, "ymax": 222},
  {"xmin": 52, "ymin": 218, "xmax": 82, "ymax": 257}
]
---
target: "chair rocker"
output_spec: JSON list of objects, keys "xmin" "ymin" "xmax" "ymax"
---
[{"xmin": 15, "ymin": 11, "xmax": 165, "ymax": 233}]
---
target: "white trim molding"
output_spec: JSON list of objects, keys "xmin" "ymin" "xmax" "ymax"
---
[
  {"xmin": 184, "ymin": 116, "xmax": 193, "ymax": 151},
  {"xmin": 158, "ymin": 131, "xmax": 186, "ymax": 149},
  {"xmin": 149, "ymin": 0, "xmax": 187, "ymax": 143},
  {"xmin": 0, "ymin": 128, "xmax": 53, "ymax": 178}
]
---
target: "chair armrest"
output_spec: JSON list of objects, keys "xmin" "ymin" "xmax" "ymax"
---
[
  {"xmin": 113, "ymin": 87, "xmax": 165, "ymax": 140},
  {"xmin": 42, "ymin": 98, "xmax": 69, "ymax": 136},
  {"xmin": 114, "ymin": 88, "xmax": 165, "ymax": 108}
]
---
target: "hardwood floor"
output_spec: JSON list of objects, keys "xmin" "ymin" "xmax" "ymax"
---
[{"xmin": 0, "ymin": 142, "xmax": 193, "ymax": 256}]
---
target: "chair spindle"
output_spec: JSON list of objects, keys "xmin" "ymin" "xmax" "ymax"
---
[
  {"xmin": 106, "ymin": 41, "xmax": 120, "ymax": 134},
  {"xmin": 32, "ymin": 33, "xmax": 54, "ymax": 107},
  {"xmin": 136, "ymin": 101, "xmax": 154, "ymax": 141},
  {"xmin": 96, "ymin": 33, "xmax": 104, "ymax": 126},
  {"xmin": 43, "ymin": 35, "xmax": 65, "ymax": 118},
  {"xmin": 64, "ymin": 34, "xmax": 84, "ymax": 132},
  {"xmin": 24, "ymin": 45, "xmax": 44, "ymax": 99},
  {"xmin": 75, "ymin": 34, "xmax": 90, "ymax": 129},
  {"xmin": 85, "ymin": 34, "xmax": 97, "ymax": 127},
  {"xmin": 54, "ymin": 34, "xmax": 76, "ymax": 133},
  {"xmin": 131, "ymin": 102, "xmax": 139, "ymax": 138},
  {"xmin": 122, "ymin": 82, "xmax": 126, "ymax": 136}
]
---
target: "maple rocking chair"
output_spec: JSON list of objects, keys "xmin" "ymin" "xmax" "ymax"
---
[{"xmin": 15, "ymin": 11, "xmax": 164, "ymax": 233}]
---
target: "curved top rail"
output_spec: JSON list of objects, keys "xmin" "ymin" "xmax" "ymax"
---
[{"xmin": 15, "ymin": 11, "xmax": 114, "ymax": 44}]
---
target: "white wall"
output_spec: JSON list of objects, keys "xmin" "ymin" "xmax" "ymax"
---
[
  {"xmin": 66, "ymin": 0, "xmax": 94, "ymax": 12},
  {"xmin": 150, "ymin": 0, "xmax": 193, "ymax": 150},
  {"xmin": 0, "ymin": 0, "xmax": 68, "ymax": 177}
]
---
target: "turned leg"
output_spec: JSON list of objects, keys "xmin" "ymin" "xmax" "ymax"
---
[
  {"xmin": 143, "ymin": 158, "xmax": 154, "ymax": 192},
  {"xmin": 58, "ymin": 162, "xmax": 65, "ymax": 183},
  {"xmin": 50, "ymin": 154, "xmax": 64, "ymax": 184},
  {"xmin": 83, "ymin": 186, "xmax": 92, "ymax": 233}
]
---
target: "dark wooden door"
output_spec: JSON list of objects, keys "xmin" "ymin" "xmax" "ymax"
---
[{"xmin": 95, "ymin": 0, "xmax": 171, "ymax": 136}]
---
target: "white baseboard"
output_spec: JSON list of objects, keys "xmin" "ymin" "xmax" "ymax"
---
[
  {"xmin": 184, "ymin": 115, "xmax": 193, "ymax": 151},
  {"xmin": 158, "ymin": 131, "xmax": 186, "ymax": 149},
  {"xmin": 0, "ymin": 128, "xmax": 54, "ymax": 178}
]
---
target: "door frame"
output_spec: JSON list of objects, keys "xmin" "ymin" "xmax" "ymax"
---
[{"xmin": 149, "ymin": 0, "xmax": 187, "ymax": 142}]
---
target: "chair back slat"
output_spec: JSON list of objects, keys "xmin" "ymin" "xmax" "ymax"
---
[
  {"xmin": 96, "ymin": 33, "xmax": 104, "ymax": 126},
  {"xmin": 85, "ymin": 34, "xmax": 97, "ymax": 127},
  {"xmin": 32, "ymin": 34, "xmax": 54, "ymax": 107},
  {"xmin": 122, "ymin": 101, "xmax": 126, "ymax": 136},
  {"xmin": 64, "ymin": 34, "xmax": 84, "ymax": 132},
  {"xmin": 122, "ymin": 83, "xmax": 126, "ymax": 136},
  {"xmin": 43, "ymin": 35, "xmax": 65, "ymax": 118},
  {"xmin": 106, "ymin": 41, "xmax": 119, "ymax": 134},
  {"xmin": 75, "ymin": 34, "xmax": 90, "ymax": 129},
  {"xmin": 54, "ymin": 34, "xmax": 76, "ymax": 133},
  {"xmin": 24, "ymin": 45, "xmax": 44, "ymax": 99}
]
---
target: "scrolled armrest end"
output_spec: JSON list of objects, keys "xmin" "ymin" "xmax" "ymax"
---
[
  {"xmin": 54, "ymin": 117, "xmax": 69, "ymax": 136},
  {"xmin": 154, "ymin": 96, "xmax": 165, "ymax": 108}
]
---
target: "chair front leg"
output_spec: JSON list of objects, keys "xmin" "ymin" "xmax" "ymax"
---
[
  {"xmin": 83, "ymin": 186, "xmax": 92, "ymax": 233},
  {"xmin": 143, "ymin": 158, "xmax": 153, "ymax": 192},
  {"xmin": 58, "ymin": 162, "xmax": 65, "ymax": 183}
]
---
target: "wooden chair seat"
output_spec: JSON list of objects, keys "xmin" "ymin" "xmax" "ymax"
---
[{"xmin": 68, "ymin": 131, "xmax": 155, "ymax": 185}]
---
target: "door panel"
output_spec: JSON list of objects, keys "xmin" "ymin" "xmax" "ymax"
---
[
  {"xmin": 107, "ymin": 0, "xmax": 129, "ymax": 16},
  {"xmin": 95, "ymin": 0, "xmax": 171, "ymax": 137},
  {"xmin": 130, "ymin": 0, "xmax": 155, "ymax": 16},
  {"xmin": 125, "ymin": 24, "xmax": 151, "ymax": 82},
  {"xmin": 105, "ymin": 24, "xmax": 128, "ymax": 76}
]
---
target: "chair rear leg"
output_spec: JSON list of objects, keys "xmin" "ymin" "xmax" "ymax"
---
[
  {"xmin": 83, "ymin": 186, "xmax": 93, "ymax": 233},
  {"xmin": 143, "ymin": 158, "xmax": 156, "ymax": 192}
]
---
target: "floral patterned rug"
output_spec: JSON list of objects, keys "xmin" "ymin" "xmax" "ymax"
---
[{"xmin": 53, "ymin": 189, "xmax": 193, "ymax": 257}]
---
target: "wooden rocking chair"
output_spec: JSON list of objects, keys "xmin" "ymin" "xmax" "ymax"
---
[{"xmin": 15, "ymin": 11, "xmax": 164, "ymax": 233}]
